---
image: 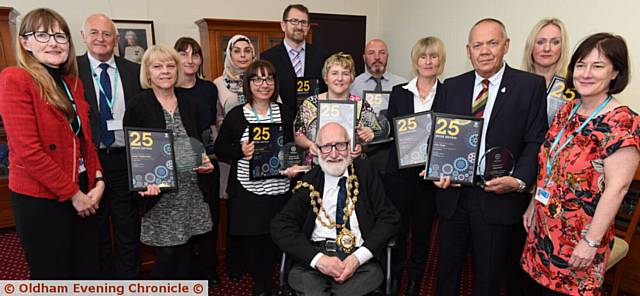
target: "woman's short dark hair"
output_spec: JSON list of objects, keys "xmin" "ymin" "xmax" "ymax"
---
[
  {"xmin": 566, "ymin": 33, "xmax": 629, "ymax": 95},
  {"xmin": 243, "ymin": 60, "xmax": 280, "ymax": 105},
  {"xmin": 173, "ymin": 37, "xmax": 204, "ymax": 77}
]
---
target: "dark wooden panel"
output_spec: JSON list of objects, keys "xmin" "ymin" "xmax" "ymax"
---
[{"xmin": 310, "ymin": 13, "xmax": 366, "ymax": 75}]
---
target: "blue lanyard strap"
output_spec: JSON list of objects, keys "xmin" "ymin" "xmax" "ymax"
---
[
  {"xmin": 544, "ymin": 96, "xmax": 612, "ymax": 185},
  {"xmin": 62, "ymin": 80, "xmax": 82, "ymax": 136},
  {"xmin": 90, "ymin": 65, "xmax": 119, "ymax": 110},
  {"xmin": 251, "ymin": 104, "xmax": 273, "ymax": 122}
]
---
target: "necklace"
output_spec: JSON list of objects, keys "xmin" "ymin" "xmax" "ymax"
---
[{"xmin": 293, "ymin": 162, "xmax": 359, "ymax": 253}]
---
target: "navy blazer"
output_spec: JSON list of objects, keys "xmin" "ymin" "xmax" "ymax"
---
[
  {"xmin": 77, "ymin": 53, "xmax": 142, "ymax": 148},
  {"xmin": 261, "ymin": 42, "xmax": 329, "ymax": 115},
  {"xmin": 433, "ymin": 65, "xmax": 548, "ymax": 224}
]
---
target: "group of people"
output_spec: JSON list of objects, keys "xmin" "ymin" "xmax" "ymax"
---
[{"xmin": 0, "ymin": 3, "xmax": 639, "ymax": 296}]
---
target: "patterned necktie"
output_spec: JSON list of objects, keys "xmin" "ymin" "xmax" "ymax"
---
[
  {"xmin": 472, "ymin": 79, "xmax": 490, "ymax": 118},
  {"xmin": 373, "ymin": 77, "xmax": 383, "ymax": 92},
  {"xmin": 335, "ymin": 176, "xmax": 349, "ymax": 260},
  {"xmin": 291, "ymin": 48, "xmax": 303, "ymax": 77},
  {"xmin": 98, "ymin": 63, "xmax": 115, "ymax": 146}
]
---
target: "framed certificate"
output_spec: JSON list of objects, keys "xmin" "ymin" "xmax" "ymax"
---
[
  {"xmin": 296, "ymin": 77, "xmax": 320, "ymax": 108},
  {"xmin": 425, "ymin": 114, "xmax": 483, "ymax": 185},
  {"xmin": 363, "ymin": 91, "xmax": 392, "ymax": 117},
  {"xmin": 392, "ymin": 111, "xmax": 433, "ymax": 169},
  {"xmin": 546, "ymin": 75, "xmax": 576, "ymax": 125},
  {"xmin": 249, "ymin": 123, "xmax": 285, "ymax": 180},
  {"xmin": 125, "ymin": 128, "xmax": 178, "ymax": 191},
  {"xmin": 317, "ymin": 100, "xmax": 357, "ymax": 151}
]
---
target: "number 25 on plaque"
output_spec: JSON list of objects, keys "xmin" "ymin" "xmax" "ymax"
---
[{"xmin": 129, "ymin": 131, "xmax": 153, "ymax": 147}]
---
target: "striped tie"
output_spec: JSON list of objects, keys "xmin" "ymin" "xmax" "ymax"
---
[
  {"xmin": 472, "ymin": 79, "xmax": 490, "ymax": 118},
  {"xmin": 291, "ymin": 48, "xmax": 303, "ymax": 77}
]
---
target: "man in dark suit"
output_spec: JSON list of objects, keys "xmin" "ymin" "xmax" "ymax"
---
[
  {"xmin": 77, "ymin": 13, "xmax": 142, "ymax": 279},
  {"xmin": 260, "ymin": 4, "xmax": 329, "ymax": 115},
  {"xmin": 432, "ymin": 18, "xmax": 547, "ymax": 295},
  {"xmin": 271, "ymin": 123, "xmax": 400, "ymax": 296}
]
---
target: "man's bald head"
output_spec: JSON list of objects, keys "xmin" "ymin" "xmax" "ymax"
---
[
  {"xmin": 317, "ymin": 123, "xmax": 351, "ymax": 177},
  {"xmin": 317, "ymin": 122, "xmax": 349, "ymax": 146},
  {"xmin": 363, "ymin": 38, "xmax": 389, "ymax": 77}
]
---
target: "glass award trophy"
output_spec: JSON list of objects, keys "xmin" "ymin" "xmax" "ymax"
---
[
  {"xmin": 279, "ymin": 142, "xmax": 311, "ymax": 173},
  {"xmin": 478, "ymin": 146, "xmax": 515, "ymax": 184}
]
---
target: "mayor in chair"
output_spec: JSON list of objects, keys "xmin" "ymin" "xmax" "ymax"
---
[{"xmin": 271, "ymin": 122, "xmax": 400, "ymax": 296}]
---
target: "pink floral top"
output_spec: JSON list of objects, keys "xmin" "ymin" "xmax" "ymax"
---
[{"xmin": 521, "ymin": 100, "xmax": 640, "ymax": 295}]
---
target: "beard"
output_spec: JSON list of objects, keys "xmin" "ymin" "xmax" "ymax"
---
[
  {"xmin": 319, "ymin": 154, "xmax": 351, "ymax": 177},
  {"xmin": 367, "ymin": 61, "xmax": 385, "ymax": 75},
  {"xmin": 286, "ymin": 29, "xmax": 306, "ymax": 43}
]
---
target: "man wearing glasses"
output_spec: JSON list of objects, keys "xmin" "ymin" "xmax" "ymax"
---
[
  {"xmin": 261, "ymin": 4, "xmax": 329, "ymax": 116},
  {"xmin": 76, "ymin": 13, "xmax": 142, "ymax": 279},
  {"xmin": 272, "ymin": 122, "xmax": 400, "ymax": 295}
]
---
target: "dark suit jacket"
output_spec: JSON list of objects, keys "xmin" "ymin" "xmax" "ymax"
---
[
  {"xmin": 433, "ymin": 65, "xmax": 548, "ymax": 225},
  {"xmin": 271, "ymin": 158, "xmax": 400, "ymax": 266},
  {"xmin": 385, "ymin": 81, "xmax": 443, "ymax": 179},
  {"xmin": 77, "ymin": 53, "xmax": 142, "ymax": 148},
  {"xmin": 260, "ymin": 42, "xmax": 329, "ymax": 115}
]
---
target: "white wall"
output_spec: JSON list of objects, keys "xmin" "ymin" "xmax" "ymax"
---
[
  {"xmin": 1, "ymin": 0, "xmax": 379, "ymax": 56},
  {"xmin": 379, "ymin": 0, "xmax": 640, "ymax": 111}
]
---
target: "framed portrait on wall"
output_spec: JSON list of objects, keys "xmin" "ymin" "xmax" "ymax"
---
[{"xmin": 113, "ymin": 20, "xmax": 156, "ymax": 64}]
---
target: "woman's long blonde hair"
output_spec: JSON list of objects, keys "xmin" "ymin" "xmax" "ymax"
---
[
  {"xmin": 17, "ymin": 8, "xmax": 78, "ymax": 120},
  {"xmin": 521, "ymin": 18, "xmax": 569, "ymax": 78}
]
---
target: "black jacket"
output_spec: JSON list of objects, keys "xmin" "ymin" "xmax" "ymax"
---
[
  {"xmin": 77, "ymin": 54, "xmax": 142, "ymax": 148},
  {"xmin": 271, "ymin": 158, "xmax": 400, "ymax": 265},
  {"xmin": 261, "ymin": 43, "xmax": 329, "ymax": 115},
  {"xmin": 433, "ymin": 65, "xmax": 548, "ymax": 224}
]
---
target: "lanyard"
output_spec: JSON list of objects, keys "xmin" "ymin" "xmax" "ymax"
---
[
  {"xmin": 251, "ymin": 104, "xmax": 273, "ymax": 122},
  {"xmin": 544, "ymin": 96, "xmax": 612, "ymax": 185},
  {"xmin": 61, "ymin": 80, "xmax": 82, "ymax": 136},
  {"xmin": 91, "ymin": 65, "xmax": 119, "ymax": 111}
]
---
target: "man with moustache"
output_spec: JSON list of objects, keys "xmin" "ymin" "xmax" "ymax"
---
[
  {"xmin": 432, "ymin": 18, "xmax": 547, "ymax": 295},
  {"xmin": 261, "ymin": 4, "xmax": 329, "ymax": 115},
  {"xmin": 77, "ymin": 13, "xmax": 142, "ymax": 279},
  {"xmin": 271, "ymin": 123, "xmax": 400, "ymax": 295},
  {"xmin": 350, "ymin": 39, "xmax": 407, "ymax": 98},
  {"xmin": 350, "ymin": 39, "xmax": 407, "ymax": 178}
]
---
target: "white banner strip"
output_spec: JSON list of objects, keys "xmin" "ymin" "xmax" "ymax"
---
[{"xmin": 0, "ymin": 280, "xmax": 208, "ymax": 295}]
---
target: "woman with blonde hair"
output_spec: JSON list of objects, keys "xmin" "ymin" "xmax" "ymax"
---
[
  {"xmin": 386, "ymin": 36, "xmax": 445, "ymax": 295},
  {"xmin": 294, "ymin": 52, "xmax": 381, "ymax": 161},
  {"xmin": 124, "ymin": 44, "xmax": 214, "ymax": 279},
  {"xmin": 522, "ymin": 18, "xmax": 570, "ymax": 86},
  {"xmin": 0, "ymin": 8, "xmax": 103, "ymax": 278}
]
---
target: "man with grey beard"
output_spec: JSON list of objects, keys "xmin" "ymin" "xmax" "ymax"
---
[{"xmin": 272, "ymin": 123, "xmax": 400, "ymax": 295}]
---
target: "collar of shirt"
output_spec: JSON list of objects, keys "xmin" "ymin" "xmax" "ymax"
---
[
  {"xmin": 402, "ymin": 76, "xmax": 438, "ymax": 98},
  {"xmin": 363, "ymin": 71, "xmax": 387, "ymax": 82},
  {"xmin": 284, "ymin": 39, "xmax": 306, "ymax": 55},
  {"xmin": 474, "ymin": 62, "xmax": 506, "ymax": 90},
  {"xmin": 87, "ymin": 53, "xmax": 116, "ymax": 72},
  {"xmin": 323, "ymin": 168, "xmax": 349, "ymax": 192}
]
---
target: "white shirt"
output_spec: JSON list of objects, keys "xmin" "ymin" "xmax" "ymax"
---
[
  {"xmin": 402, "ymin": 77, "xmax": 438, "ymax": 113},
  {"xmin": 284, "ymin": 39, "xmax": 306, "ymax": 77},
  {"xmin": 87, "ymin": 53, "xmax": 126, "ymax": 148},
  {"xmin": 309, "ymin": 169, "xmax": 373, "ymax": 268},
  {"xmin": 473, "ymin": 63, "xmax": 506, "ymax": 174}
]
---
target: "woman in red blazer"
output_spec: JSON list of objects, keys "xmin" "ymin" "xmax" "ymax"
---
[{"xmin": 0, "ymin": 8, "xmax": 103, "ymax": 279}]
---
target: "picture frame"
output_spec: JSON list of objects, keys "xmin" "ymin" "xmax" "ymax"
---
[{"xmin": 113, "ymin": 19, "xmax": 156, "ymax": 64}]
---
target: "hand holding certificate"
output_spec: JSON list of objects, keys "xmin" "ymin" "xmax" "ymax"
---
[
  {"xmin": 125, "ymin": 128, "xmax": 178, "ymax": 191},
  {"xmin": 425, "ymin": 114, "xmax": 483, "ymax": 185}
]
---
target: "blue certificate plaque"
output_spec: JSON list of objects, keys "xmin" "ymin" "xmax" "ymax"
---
[
  {"xmin": 125, "ymin": 128, "xmax": 178, "ymax": 191},
  {"xmin": 425, "ymin": 114, "xmax": 483, "ymax": 185},
  {"xmin": 249, "ymin": 123, "xmax": 285, "ymax": 180}
]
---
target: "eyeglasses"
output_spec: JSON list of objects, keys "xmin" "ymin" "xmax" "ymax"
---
[
  {"xmin": 284, "ymin": 18, "xmax": 310, "ymax": 27},
  {"xmin": 250, "ymin": 77, "xmax": 275, "ymax": 86},
  {"xmin": 318, "ymin": 141, "xmax": 349, "ymax": 154},
  {"xmin": 23, "ymin": 31, "xmax": 69, "ymax": 44}
]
